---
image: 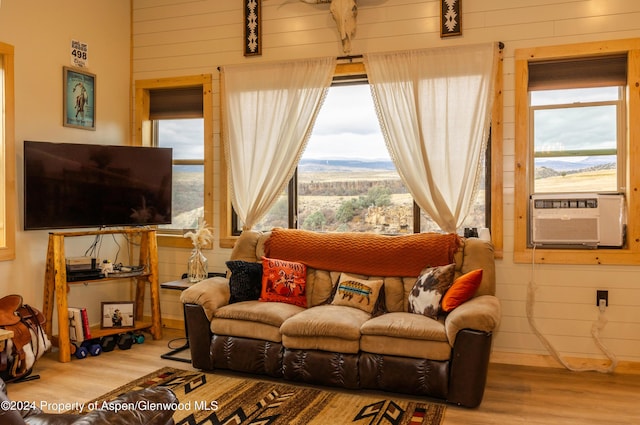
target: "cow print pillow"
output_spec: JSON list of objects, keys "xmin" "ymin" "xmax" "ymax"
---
[
  {"xmin": 407, "ymin": 263, "xmax": 456, "ymax": 319},
  {"xmin": 331, "ymin": 273, "xmax": 384, "ymax": 314}
]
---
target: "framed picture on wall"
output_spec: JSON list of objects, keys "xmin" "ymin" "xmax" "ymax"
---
[
  {"xmin": 244, "ymin": 0, "xmax": 261, "ymax": 56},
  {"xmin": 101, "ymin": 301, "xmax": 135, "ymax": 329},
  {"xmin": 63, "ymin": 66, "xmax": 96, "ymax": 130},
  {"xmin": 441, "ymin": 0, "xmax": 462, "ymax": 37}
]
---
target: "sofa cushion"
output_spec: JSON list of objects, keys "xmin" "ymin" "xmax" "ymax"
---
[
  {"xmin": 379, "ymin": 276, "xmax": 408, "ymax": 313},
  {"xmin": 226, "ymin": 260, "xmax": 262, "ymax": 304},
  {"xmin": 360, "ymin": 312, "xmax": 451, "ymax": 360},
  {"xmin": 260, "ymin": 257, "xmax": 307, "ymax": 307},
  {"xmin": 305, "ymin": 268, "xmax": 336, "ymax": 307},
  {"xmin": 441, "ymin": 268, "xmax": 483, "ymax": 312},
  {"xmin": 211, "ymin": 318, "xmax": 283, "ymax": 343},
  {"xmin": 361, "ymin": 312, "xmax": 448, "ymax": 341},
  {"xmin": 331, "ymin": 273, "xmax": 384, "ymax": 314},
  {"xmin": 212, "ymin": 300, "xmax": 305, "ymax": 343},
  {"xmin": 407, "ymin": 263, "xmax": 455, "ymax": 319},
  {"xmin": 215, "ymin": 300, "xmax": 304, "ymax": 327},
  {"xmin": 231, "ymin": 230, "xmax": 263, "ymax": 263},
  {"xmin": 360, "ymin": 335, "xmax": 452, "ymax": 361},
  {"xmin": 458, "ymin": 238, "xmax": 496, "ymax": 296},
  {"xmin": 280, "ymin": 305, "xmax": 371, "ymax": 353}
]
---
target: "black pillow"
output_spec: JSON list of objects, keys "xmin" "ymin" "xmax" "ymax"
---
[{"xmin": 226, "ymin": 260, "xmax": 263, "ymax": 304}]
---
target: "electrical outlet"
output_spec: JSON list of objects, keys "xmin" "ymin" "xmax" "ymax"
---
[{"xmin": 596, "ymin": 290, "xmax": 609, "ymax": 307}]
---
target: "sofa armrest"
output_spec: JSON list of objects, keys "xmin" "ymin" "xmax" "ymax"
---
[
  {"xmin": 180, "ymin": 276, "xmax": 230, "ymax": 320},
  {"xmin": 444, "ymin": 295, "xmax": 501, "ymax": 346}
]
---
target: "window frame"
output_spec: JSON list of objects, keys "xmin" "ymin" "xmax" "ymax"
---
[
  {"xmin": 220, "ymin": 61, "xmax": 504, "ymax": 257},
  {"xmin": 0, "ymin": 42, "xmax": 16, "ymax": 261},
  {"xmin": 134, "ymin": 75, "xmax": 213, "ymax": 249},
  {"xmin": 514, "ymin": 39, "xmax": 640, "ymax": 264}
]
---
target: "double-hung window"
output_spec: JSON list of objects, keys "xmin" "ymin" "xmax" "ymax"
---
[
  {"xmin": 135, "ymin": 75, "xmax": 213, "ymax": 248},
  {"xmin": 529, "ymin": 56, "xmax": 626, "ymax": 195},
  {"xmin": 514, "ymin": 40, "xmax": 640, "ymax": 264}
]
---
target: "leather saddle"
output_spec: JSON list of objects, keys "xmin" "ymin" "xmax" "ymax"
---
[
  {"xmin": 0, "ymin": 295, "xmax": 45, "ymax": 380},
  {"xmin": 0, "ymin": 295, "xmax": 21, "ymax": 327}
]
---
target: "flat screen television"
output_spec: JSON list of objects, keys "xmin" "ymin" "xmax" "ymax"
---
[{"xmin": 24, "ymin": 141, "xmax": 173, "ymax": 230}]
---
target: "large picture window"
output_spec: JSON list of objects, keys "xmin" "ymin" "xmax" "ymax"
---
[
  {"xmin": 222, "ymin": 51, "xmax": 504, "ymax": 254},
  {"xmin": 241, "ymin": 83, "xmax": 488, "ymax": 235}
]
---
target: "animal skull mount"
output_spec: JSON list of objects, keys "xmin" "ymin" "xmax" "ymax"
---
[{"xmin": 301, "ymin": 0, "xmax": 358, "ymax": 54}]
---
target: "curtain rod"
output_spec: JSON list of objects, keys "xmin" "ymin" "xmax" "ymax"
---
[
  {"xmin": 337, "ymin": 54, "xmax": 363, "ymax": 61},
  {"xmin": 217, "ymin": 42, "xmax": 505, "ymax": 70},
  {"xmin": 338, "ymin": 42, "xmax": 505, "ymax": 60}
]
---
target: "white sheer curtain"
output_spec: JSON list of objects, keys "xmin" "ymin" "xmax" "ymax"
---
[
  {"xmin": 221, "ymin": 57, "xmax": 335, "ymax": 230},
  {"xmin": 364, "ymin": 43, "xmax": 497, "ymax": 233}
]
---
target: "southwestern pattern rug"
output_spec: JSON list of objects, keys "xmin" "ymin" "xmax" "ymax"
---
[{"xmin": 73, "ymin": 367, "xmax": 446, "ymax": 425}]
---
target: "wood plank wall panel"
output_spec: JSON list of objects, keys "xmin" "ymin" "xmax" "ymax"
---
[{"xmin": 133, "ymin": 0, "xmax": 640, "ymax": 366}]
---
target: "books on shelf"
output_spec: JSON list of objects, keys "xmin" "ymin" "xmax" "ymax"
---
[{"xmin": 68, "ymin": 307, "xmax": 91, "ymax": 342}]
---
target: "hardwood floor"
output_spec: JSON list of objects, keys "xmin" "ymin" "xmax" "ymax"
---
[{"xmin": 6, "ymin": 329, "xmax": 640, "ymax": 424}]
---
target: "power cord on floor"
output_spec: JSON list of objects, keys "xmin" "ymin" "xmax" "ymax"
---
[
  {"xmin": 527, "ymin": 245, "xmax": 617, "ymax": 373},
  {"xmin": 167, "ymin": 337, "xmax": 188, "ymax": 350}
]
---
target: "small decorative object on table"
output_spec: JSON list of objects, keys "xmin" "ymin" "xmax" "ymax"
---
[{"xmin": 184, "ymin": 219, "xmax": 214, "ymax": 283}]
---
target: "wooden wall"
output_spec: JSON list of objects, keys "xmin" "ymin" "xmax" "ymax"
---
[
  {"xmin": 132, "ymin": 0, "xmax": 640, "ymax": 367},
  {"xmin": 0, "ymin": 0, "xmax": 132, "ymax": 329}
]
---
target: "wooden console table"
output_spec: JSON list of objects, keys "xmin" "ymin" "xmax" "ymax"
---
[{"xmin": 42, "ymin": 228, "xmax": 162, "ymax": 363}]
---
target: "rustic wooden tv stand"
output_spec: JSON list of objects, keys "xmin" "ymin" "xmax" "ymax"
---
[{"xmin": 42, "ymin": 228, "xmax": 162, "ymax": 363}]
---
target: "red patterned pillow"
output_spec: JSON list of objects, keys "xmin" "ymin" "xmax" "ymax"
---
[
  {"xmin": 259, "ymin": 257, "xmax": 307, "ymax": 307},
  {"xmin": 441, "ymin": 269, "xmax": 483, "ymax": 312}
]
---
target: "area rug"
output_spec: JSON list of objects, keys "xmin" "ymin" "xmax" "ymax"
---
[{"xmin": 73, "ymin": 367, "xmax": 446, "ymax": 425}]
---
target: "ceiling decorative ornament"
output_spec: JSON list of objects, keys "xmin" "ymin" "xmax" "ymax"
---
[{"xmin": 301, "ymin": 0, "xmax": 358, "ymax": 54}]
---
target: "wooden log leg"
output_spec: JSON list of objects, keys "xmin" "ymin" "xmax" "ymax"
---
[
  {"xmin": 52, "ymin": 234, "xmax": 71, "ymax": 363},
  {"xmin": 147, "ymin": 231, "xmax": 162, "ymax": 339},
  {"xmin": 42, "ymin": 235, "xmax": 56, "ymax": 338},
  {"xmin": 135, "ymin": 278, "xmax": 145, "ymax": 323}
]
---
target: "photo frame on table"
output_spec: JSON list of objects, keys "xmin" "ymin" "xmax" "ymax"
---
[
  {"xmin": 244, "ymin": 0, "xmax": 262, "ymax": 56},
  {"xmin": 63, "ymin": 66, "xmax": 96, "ymax": 130},
  {"xmin": 101, "ymin": 301, "xmax": 135, "ymax": 329},
  {"xmin": 441, "ymin": 0, "xmax": 462, "ymax": 38}
]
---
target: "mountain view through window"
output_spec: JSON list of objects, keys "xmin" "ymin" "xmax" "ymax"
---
[{"xmin": 253, "ymin": 84, "xmax": 487, "ymax": 234}]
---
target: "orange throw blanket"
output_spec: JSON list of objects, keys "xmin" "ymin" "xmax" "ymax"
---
[{"xmin": 264, "ymin": 228, "xmax": 461, "ymax": 277}]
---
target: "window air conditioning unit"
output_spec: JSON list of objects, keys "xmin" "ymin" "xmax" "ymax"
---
[{"xmin": 530, "ymin": 193, "xmax": 626, "ymax": 248}]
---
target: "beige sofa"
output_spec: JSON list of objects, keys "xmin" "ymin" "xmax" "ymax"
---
[{"xmin": 181, "ymin": 229, "xmax": 500, "ymax": 407}]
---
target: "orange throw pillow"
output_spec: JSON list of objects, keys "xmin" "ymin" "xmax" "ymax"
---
[
  {"xmin": 441, "ymin": 269, "xmax": 483, "ymax": 312},
  {"xmin": 259, "ymin": 257, "xmax": 307, "ymax": 307}
]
